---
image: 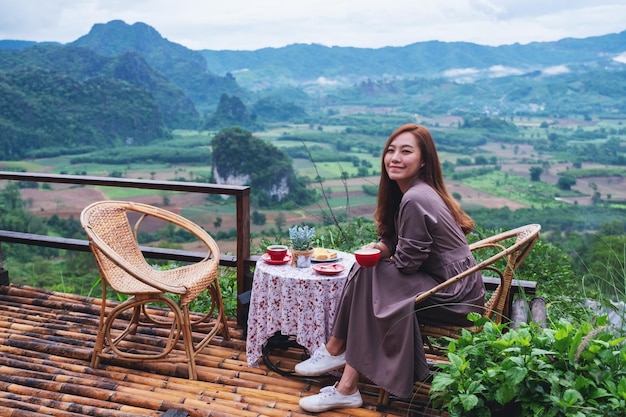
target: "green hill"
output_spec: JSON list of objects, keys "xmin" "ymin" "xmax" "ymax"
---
[
  {"xmin": 71, "ymin": 20, "xmax": 244, "ymax": 113},
  {"xmin": 0, "ymin": 68, "xmax": 170, "ymax": 159},
  {"xmin": 0, "ymin": 43, "xmax": 199, "ymax": 129}
]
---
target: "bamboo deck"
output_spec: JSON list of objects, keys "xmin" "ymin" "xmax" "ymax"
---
[{"xmin": 0, "ymin": 285, "xmax": 442, "ymax": 417}]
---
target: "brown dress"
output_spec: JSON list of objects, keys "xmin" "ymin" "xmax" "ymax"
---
[{"xmin": 331, "ymin": 179, "xmax": 485, "ymax": 398}]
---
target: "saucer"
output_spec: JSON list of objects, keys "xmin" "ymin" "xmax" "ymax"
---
[
  {"xmin": 311, "ymin": 263, "xmax": 345, "ymax": 275},
  {"xmin": 261, "ymin": 253, "xmax": 291, "ymax": 265}
]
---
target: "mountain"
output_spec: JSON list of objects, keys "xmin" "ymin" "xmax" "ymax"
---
[
  {"xmin": 3, "ymin": 20, "xmax": 625, "ymax": 99},
  {"xmin": 200, "ymin": 31, "xmax": 626, "ymax": 89},
  {"xmin": 106, "ymin": 50, "xmax": 199, "ymax": 127},
  {"xmin": 0, "ymin": 40, "xmax": 60, "ymax": 50},
  {"xmin": 71, "ymin": 20, "xmax": 243, "ymax": 113},
  {"xmin": 3, "ymin": 21, "xmax": 625, "ymax": 93},
  {"xmin": 0, "ymin": 67, "xmax": 170, "ymax": 160},
  {"xmin": 0, "ymin": 44, "xmax": 198, "ymax": 128},
  {"xmin": 1, "ymin": 20, "xmax": 626, "ymax": 155}
]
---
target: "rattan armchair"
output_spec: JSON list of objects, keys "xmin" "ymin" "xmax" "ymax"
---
[
  {"xmin": 379, "ymin": 223, "xmax": 541, "ymax": 406},
  {"xmin": 419, "ymin": 223, "xmax": 541, "ymax": 342},
  {"xmin": 80, "ymin": 200, "xmax": 230, "ymax": 380}
]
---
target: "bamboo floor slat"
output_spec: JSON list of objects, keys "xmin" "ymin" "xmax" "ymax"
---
[{"xmin": 0, "ymin": 284, "xmax": 443, "ymax": 417}]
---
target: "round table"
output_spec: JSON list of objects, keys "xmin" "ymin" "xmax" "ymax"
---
[{"xmin": 246, "ymin": 251, "xmax": 355, "ymax": 367}]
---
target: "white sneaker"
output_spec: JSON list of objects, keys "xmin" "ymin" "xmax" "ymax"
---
[
  {"xmin": 299, "ymin": 383, "xmax": 363, "ymax": 412},
  {"xmin": 294, "ymin": 345, "xmax": 346, "ymax": 376}
]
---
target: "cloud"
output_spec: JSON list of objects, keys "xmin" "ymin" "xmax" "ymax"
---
[
  {"xmin": 0, "ymin": 0, "xmax": 624, "ymax": 50},
  {"xmin": 487, "ymin": 65, "xmax": 524, "ymax": 77},
  {"xmin": 613, "ymin": 52, "xmax": 626, "ymax": 64},
  {"xmin": 444, "ymin": 68, "xmax": 481, "ymax": 78},
  {"xmin": 443, "ymin": 65, "xmax": 525, "ymax": 82},
  {"xmin": 542, "ymin": 65, "xmax": 570, "ymax": 76}
]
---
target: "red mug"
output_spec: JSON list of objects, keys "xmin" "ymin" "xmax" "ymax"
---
[{"xmin": 267, "ymin": 245, "xmax": 288, "ymax": 261}]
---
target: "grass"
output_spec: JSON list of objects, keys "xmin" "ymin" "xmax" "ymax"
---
[
  {"xmin": 460, "ymin": 170, "xmax": 582, "ymax": 207},
  {"xmin": 295, "ymin": 158, "xmax": 381, "ymax": 179},
  {"xmin": 97, "ymin": 187, "xmax": 169, "ymax": 200}
]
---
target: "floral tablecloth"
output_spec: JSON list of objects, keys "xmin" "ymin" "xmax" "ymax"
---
[{"xmin": 246, "ymin": 252, "xmax": 355, "ymax": 367}]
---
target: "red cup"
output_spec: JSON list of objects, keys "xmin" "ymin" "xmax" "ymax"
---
[
  {"xmin": 354, "ymin": 248, "xmax": 381, "ymax": 267},
  {"xmin": 267, "ymin": 245, "xmax": 288, "ymax": 261}
]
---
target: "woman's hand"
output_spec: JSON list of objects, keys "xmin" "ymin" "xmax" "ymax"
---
[{"xmin": 362, "ymin": 241, "xmax": 390, "ymax": 259}]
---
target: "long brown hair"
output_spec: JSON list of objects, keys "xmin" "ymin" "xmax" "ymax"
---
[{"xmin": 374, "ymin": 123, "xmax": 475, "ymax": 238}]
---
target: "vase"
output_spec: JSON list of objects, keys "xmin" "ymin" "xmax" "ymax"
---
[{"xmin": 290, "ymin": 248, "xmax": 313, "ymax": 268}]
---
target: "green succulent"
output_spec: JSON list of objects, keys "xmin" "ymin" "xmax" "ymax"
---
[{"xmin": 288, "ymin": 225, "xmax": 315, "ymax": 251}]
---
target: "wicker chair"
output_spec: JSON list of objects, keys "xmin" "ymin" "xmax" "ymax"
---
[
  {"xmin": 80, "ymin": 200, "xmax": 230, "ymax": 380},
  {"xmin": 378, "ymin": 223, "xmax": 541, "ymax": 405},
  {"xmin": 420, "ymin": 223, "xmax": 541, "ymax": 339}
]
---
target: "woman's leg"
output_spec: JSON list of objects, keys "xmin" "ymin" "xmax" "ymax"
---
[
  {"xmin": 325, "ymin": 336, "xmax": 345, "ymax": 356},
  {"xmin": 335, "ymin": 363, "xmax": 360, "ymax": 395}
]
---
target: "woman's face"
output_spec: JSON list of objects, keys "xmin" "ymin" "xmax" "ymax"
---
[{"xmin": 384, "ymin": 131, "xmax": 423, "ymax": 191}]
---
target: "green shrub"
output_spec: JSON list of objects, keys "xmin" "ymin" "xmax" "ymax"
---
[{"xmin": 430, "ymin": 314, "xmax": 626, "ymax": 417}]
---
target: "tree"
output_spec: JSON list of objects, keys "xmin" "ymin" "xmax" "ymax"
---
[
  {"xmin": 274, "ymin": 212, "xmax": 286, "ymax": 231},
  {"xmin": 474, "ymin": 155, "xmax": 489, "ymax": 165},
  {"xmin": 591, "ymin": 191, "xmax": 602, "ymax": 204},
  {"xmin": 212, "ymin": 127, "xmax": 316, "ymax": 208},
  {"xmin": 557, "ymin": 175, "xmax": 576, "ymax": 190},
  {"xmin": 529, "ymin": 166, "xmax": 543, "ymax": 182},
  {"xmin": 252, "ymin": 210, "xmax": 266, "ymax": 226}
]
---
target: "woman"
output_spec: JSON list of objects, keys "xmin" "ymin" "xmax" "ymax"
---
[{"xmin": 295, "ymin": 123, "xmax": 486, "ymax": 412}]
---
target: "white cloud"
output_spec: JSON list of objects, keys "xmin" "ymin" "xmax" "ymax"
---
[
  {"xmin": 542, "ymin": 65, "xmax": 570, "ymax": 76},
  {"xmin": 444, "ymin": 68, "xmax": 481, "ymax": 78},
  {"xmin": 613, "ymin": 52, "xmax": 626, "ymax": 64},
  {"xmin": 0, "ymin": 0, "xmax": 624, "ymax": 50},
  {"xmin": 443, "ymin": 65, "xmax": 526, "ymax": 83},
  {"xmin": 314, "ymin": 77, "xmax": 341, "ymax": 87},
  {"xmin": 487, "ymin": 65, "xmax": 524, "ymax": 77}
]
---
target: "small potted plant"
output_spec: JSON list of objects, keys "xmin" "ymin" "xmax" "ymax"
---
[{"xmin": 288, "ymin": 225, "xmax": 315, "ymax": 268}]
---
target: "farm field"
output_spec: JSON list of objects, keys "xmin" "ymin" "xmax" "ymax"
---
[{"xmin": 5, "ymin": 116, "xmax": 626, "ymax": 255}]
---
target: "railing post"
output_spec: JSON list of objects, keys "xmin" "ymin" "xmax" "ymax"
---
[
  {"xmin": 236, "ymin": 190, "xmax": 251, "ymax": 327},
  {"xmin": 0, "ymin": 246, "xmax": 9, "ymax": 286}
]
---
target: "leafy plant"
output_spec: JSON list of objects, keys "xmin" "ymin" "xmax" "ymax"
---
[
  {"xmin": 156, "ymin": 263, "xmax": 238, "ymax": 318},
  {"xmin": 288, "ymin": 225, "xmax": 315, "ymax": 251},
  {"xmin": 430, "ymin": 314, "xmax": 626, "ymax": 417},
  {"xmin": 316, "ymin": 217, "xmax": 377, "ymax": 252}
]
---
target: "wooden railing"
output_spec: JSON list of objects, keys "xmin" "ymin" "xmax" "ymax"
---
[
  {"xmin": 0, "ymin": 171, "xmax": 255, "ymax": 325},
  {"xmin": 0, "ymin": 171, "xmax": 539, "ymax": 325}
]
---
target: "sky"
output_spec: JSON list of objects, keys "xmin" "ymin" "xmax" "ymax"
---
[{"xmin": 0, "ymin": 0, "xmax": 625, "ymax": 51}]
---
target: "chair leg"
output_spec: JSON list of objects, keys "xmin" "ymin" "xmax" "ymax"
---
[
  {"xmin": 216, "ymin": 288, "xmax": 230, "ymax": 341},
  {"xmin": 191, "ymin": 282, "xmax": 230, "ymax": 341},
  {"xmin": 128, "ymin": 304, "xmax": 142, "ymax": 335},
  {"xmin": 378, "ymin": 389, "xmax": 390, "ymax": 406},
  {"xmin": 91, "ymin": 328, "xmax": 105, "ymax": 368},
  {"xmin": 210, "ymin": 280, "xmax": 230, "ymax": 341},
  {"xmin": 91, "ymin": 279, "xmax": 107, "ymax": 369},
  {"xmin": 182, "ymin": 306, "xmax": 198, "ymax": 380}
]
